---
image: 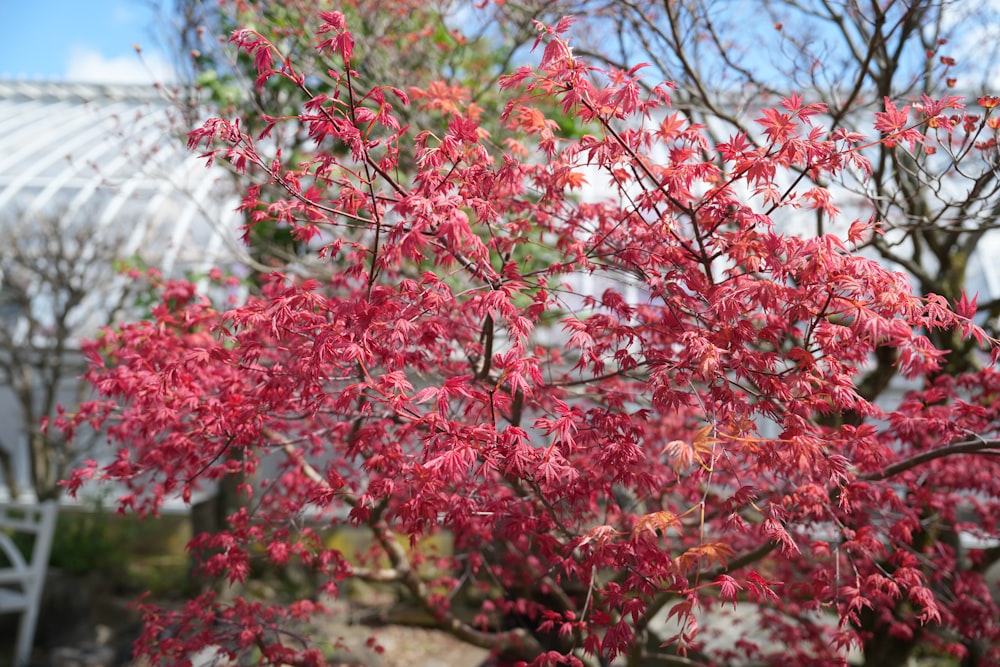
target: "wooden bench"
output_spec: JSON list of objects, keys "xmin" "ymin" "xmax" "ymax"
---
[{"xmin": 0, "ymin": 501, "xmax": 58, "ymax": 667}]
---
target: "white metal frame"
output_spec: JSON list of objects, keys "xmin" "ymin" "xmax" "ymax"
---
[{"xmin": 0, "ymin": 500, "xmax": 58, "ymax": 667}]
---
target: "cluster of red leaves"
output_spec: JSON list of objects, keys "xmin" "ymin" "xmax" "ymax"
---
[{"xmin": 60, "ymin": 13, "xmax": 1000, "ymax": 667}]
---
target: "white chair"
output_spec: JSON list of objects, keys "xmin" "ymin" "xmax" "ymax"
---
[{"xmin": 0, "ymin": 501, "xmax": 58, "ymax": 667}]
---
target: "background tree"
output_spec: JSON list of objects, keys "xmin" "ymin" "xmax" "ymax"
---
[
  {"xmin": 0, "ymin": 212, "xmax": 132, "ymax": 500},
  {"xmin": 63, "ymin": 6, "xmax": 1000, "ymax": 667},
  {"xmin": 503, "ymin": 0, "xmax": 1000, "ymax": 333},
  {"xmin": 163, "ymin": 0, "xmax": 547, "ymax": 268}
]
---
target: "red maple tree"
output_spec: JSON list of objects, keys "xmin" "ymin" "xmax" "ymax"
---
[{"xmin": 60, "ymin": 10, "xmax": 1000, "ymax": 667}]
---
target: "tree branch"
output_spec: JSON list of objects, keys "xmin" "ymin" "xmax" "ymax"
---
[{"xmin": 862, "ymin": 439, "xmax": 1000, "ymax": 481}]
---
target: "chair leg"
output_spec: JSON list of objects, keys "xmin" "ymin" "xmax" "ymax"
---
[{"xmin": 14, "ymin": 605, "xmax": 39, "ymax": 667}]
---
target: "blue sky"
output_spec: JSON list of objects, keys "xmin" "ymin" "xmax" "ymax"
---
[{"xmin": 0, "ymin": 1, "xmax": 175, "ymax": 83}]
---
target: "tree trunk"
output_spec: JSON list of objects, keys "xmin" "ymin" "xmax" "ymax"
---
[{"xmin": 0, "ymin": 437, "xmax": 20, "ymax": 499}]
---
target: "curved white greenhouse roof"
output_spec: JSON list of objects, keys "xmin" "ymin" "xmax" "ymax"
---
[{"xmin": 0, "ymin": 79, "xmax": 246, "ymax": 278}]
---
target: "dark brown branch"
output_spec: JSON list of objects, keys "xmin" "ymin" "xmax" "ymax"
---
[
  {"xmin": 476, "ymin": 314, "xmax": 495, "ymax": 381},
  {"xmin": 862, "ymin": 439, "xmax": 1000, "ymax": 481}
]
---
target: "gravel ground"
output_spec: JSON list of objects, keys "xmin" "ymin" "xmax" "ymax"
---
[
  {"xmin": 40, "ymin": 596, "xmax": 489, "ymax": 667},
  {"xmin": 301, "ymin": 599, "xmax": 489, "ymax": 667},
  {"xmin": 316, "ymin": 619, "xmax": 489, "ymax": 667}
]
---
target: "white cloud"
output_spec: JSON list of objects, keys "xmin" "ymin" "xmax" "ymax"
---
[{"xmin": 65, "ymin": 45, "xmax": 176, "ymax": 85}]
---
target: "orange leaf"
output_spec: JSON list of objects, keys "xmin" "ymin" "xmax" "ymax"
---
[
  {"xmin": 631, "ymin": 510, "xmax": 683, "ymax": 540},
  {"xmin": 692, "ymin": 425, "xmax": 719, "ymax": 461}
]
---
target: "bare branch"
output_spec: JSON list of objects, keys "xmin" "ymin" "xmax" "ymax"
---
[{"xmin": 862, "ymin": 439, "xmax": 1000, "ymax": 482}]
